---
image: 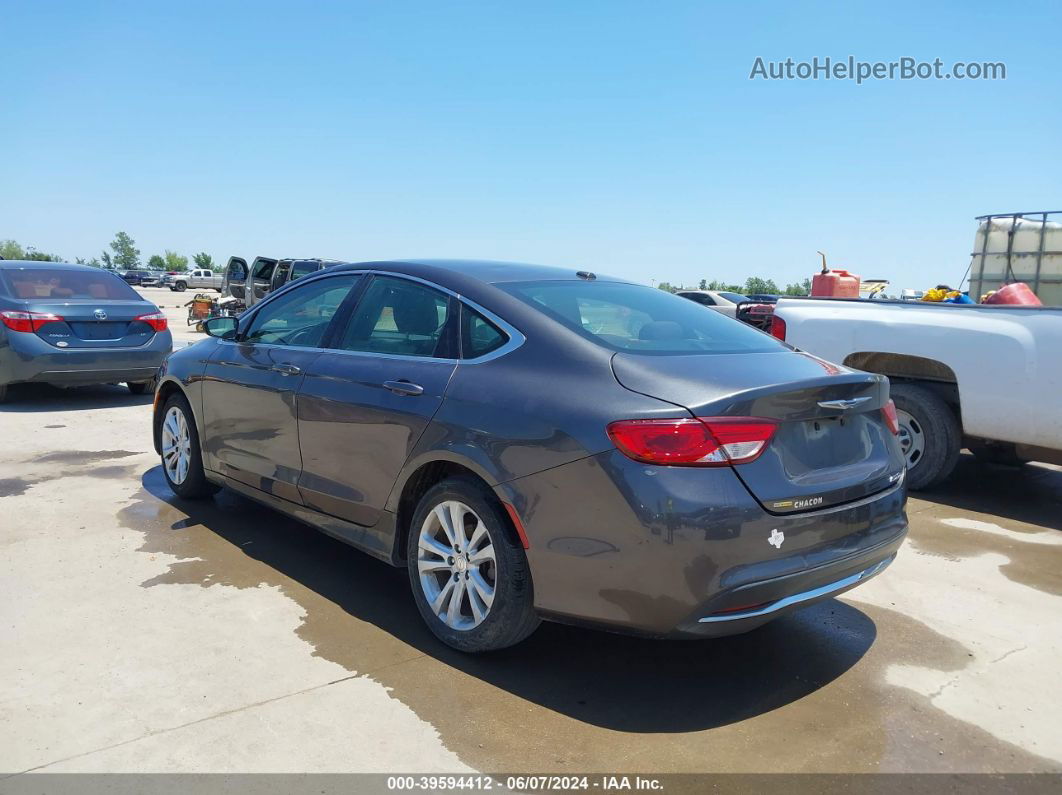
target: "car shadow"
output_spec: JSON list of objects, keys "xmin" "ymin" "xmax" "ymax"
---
[
  {"xmin": 138, "ymin": 467, "xmax": 877, "ymax": 733},
  {"xmin": 0, "ymin": 382, "xmax": 154, "ymax": 412},
  {"xmin": 914, "ymin": 452, "xmax": 1062, "ymax": 531}
]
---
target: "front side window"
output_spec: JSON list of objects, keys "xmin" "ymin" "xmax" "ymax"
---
[
  {"xmin": 242, "ymin": 275, "xmax": 358, "ymax": 347},
  {"xmin": 1, "ymin": 268, "xmax": 140, "ymax": 301},
  {"xmin": 338, "ymin": 276, "xmax": 452, "ymax": 358},
  {"xmin": 500, "ymin": 280, "xmax": 785, "ymax": 355}
]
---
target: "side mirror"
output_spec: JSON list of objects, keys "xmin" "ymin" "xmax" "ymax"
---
[{"xmin": 203, "ymin": 316, "xmax": 238, "ymax": 340}]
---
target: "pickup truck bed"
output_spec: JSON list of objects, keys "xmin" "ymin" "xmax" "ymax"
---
[{"xmin": 772, "ymin": 297, "xmax": 1062, "ymax": 489}]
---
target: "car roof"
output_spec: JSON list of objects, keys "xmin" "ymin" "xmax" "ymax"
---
[
  {"xmin": 0, "ymin": 260, "xmax": 107, "ymax": 272},
  {"xmin": 332, "ymin": 259, "xmax": 629, "ymax": 285}
]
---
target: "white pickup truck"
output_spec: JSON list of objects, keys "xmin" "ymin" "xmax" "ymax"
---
[
  {"xmin": 771, "ymin": 298, "xmax": 1062, "ymax": 489},
  {"xmin": 162, "ymin": 269, "xmax": 224, "ymax": 293}
]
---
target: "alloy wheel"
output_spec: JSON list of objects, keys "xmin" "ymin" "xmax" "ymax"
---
[
  {"xmin": 416, "ymin": 500, "xmax": 497, "ymax": 631},
  {"xmin": 161, "ymin": 406, "xmax": 192, "ymax": 485}
]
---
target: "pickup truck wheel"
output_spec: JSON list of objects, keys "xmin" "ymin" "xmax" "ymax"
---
[
  {"xmin": 173, "ymin": 281, "xmax": 187, "ymax": 292},
  {"xmin": 891, "ymin": 383, "xmax": 961, "ymax": 490}
]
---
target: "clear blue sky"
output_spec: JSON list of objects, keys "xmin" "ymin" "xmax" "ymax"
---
[{"xmin": 2, "ymin": 0, "xmax": 1059, "ymax": 290}]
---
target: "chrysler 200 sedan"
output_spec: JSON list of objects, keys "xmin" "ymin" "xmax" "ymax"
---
[
  {"xmin": 0, "ymin": 262, "xmax": 172, "ymax": 403},
  {"xmin": 153, "ymin": 260, "xmax": 908, "ymax": 652}
]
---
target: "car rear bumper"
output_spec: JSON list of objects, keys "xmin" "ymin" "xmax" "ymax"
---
[
  {"xmin": 0, "ymin": 331, "xmax": 172, "ymax": 386},
  {"xmin": 498, "ymin": 449, "xmax": 907, "ymax": 638}
]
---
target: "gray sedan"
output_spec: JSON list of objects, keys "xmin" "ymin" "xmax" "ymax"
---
[
  {"xmin": 153, "ymin": 260, "xmax": 907, "ymax": 652},
  {"xmin": 0, "ymin": 262, "xmax": 172, "ymax": 402}
]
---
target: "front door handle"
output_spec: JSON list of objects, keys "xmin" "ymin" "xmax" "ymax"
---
[
  {"xmin": 384, "ymin": 380, "xmax": 424, "ymax": 396},
  {"xmin": 272, "ymin": 363, "xmax": 302, "ymax": 376}
]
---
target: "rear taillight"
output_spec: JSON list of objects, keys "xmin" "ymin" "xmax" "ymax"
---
[
  {"xmin": 606, "ymin": 417, "xmax": 778, "ymax": 467},
  {"xmin": 881, "ymin": 399, "xmax": 900, "ymax": 435},
  {"xmin": 0, "ymin": 310, "xmax": 64, "ymax": 333},
  {"xmin": 135, "ymin": 312, "xmax": 168, "ymax": 332},
  {"xmin": 770, "ymin": 315, "xmax": 786, "ymax": 340}
]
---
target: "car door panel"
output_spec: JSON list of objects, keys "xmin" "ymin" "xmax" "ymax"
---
[
  {"xmin": 296, "ymin": 353, "xmax": 456, "ymax": 525},
  {"xmin": 295, "ymin": 275, "xmax": 459, "ymax": 527},
  {"xmin": 200, "ymin": 273, "xmax": 362, "ymax": 504}
]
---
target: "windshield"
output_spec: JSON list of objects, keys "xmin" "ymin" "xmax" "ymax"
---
[
  {"xmin": 500, "ymin": 280, "xmax": 785, "ymax": 355},
  {"xmin": 1, "ymin": 268, "xmax": 141, "ymax": 301}
]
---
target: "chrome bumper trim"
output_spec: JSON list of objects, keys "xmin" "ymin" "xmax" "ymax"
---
[{"xmin": 698, "ymin": 554, "xmax": 895, "ymax": 623}]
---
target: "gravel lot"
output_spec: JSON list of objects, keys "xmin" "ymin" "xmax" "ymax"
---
[{"xmin": 2, "ymin": 287, "xmax": 1060, "ymax": 776}]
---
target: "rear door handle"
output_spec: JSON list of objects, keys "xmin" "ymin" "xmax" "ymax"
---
[
  {"xmin": 383, "ymin": 380, "xmax": 424, "ymax": 396},
  {"xmin": 272, "ymin": 363, "xmax": 302, "ymax": 376}
]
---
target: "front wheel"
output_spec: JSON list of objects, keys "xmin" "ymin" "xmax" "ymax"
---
[
  {"xmin": 160, "ymin": 393, "xmax": 220, "ymax": 499},
  {"xmin": 407, "ymin": 477, "xmax": 539, "ymax": 652},
  {"xmin": 891, "ymin": 383, "xmax": 961, "ymax": 490}
]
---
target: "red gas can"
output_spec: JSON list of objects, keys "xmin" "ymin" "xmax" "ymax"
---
[
  {"xmin": 811, "ymin": 268, "xmax": 861, "ymax": 298},
  {"xmin": 983, "ymin": 282, "xmax": 1042, "ymax": 306}
]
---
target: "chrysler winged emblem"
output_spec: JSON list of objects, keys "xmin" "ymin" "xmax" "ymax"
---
[{"xmin": 817, "ymin": 397, "xmax": 871, "ymax": 411}]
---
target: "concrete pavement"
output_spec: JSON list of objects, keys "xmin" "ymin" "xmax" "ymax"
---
[{"xmin": 1, "ymin": 375, "xmax": 1060, "ymax": 776}]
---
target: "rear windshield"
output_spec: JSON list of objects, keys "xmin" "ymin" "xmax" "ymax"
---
[
  {"xmin": 1, "ymin": 268, "xmax": 141, "ymax": 301},
  {"xmin": 500, "ymin": 280, "xmax": 785, "ymax": 355}
]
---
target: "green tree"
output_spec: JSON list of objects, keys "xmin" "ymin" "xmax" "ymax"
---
[
  {"xmin": 109, "ymin": 231, "xmax": 140, "ymax": 269},
  {"xmin": 100, "ymin": 251, "xmax": 114, "ymax": 269},
  {"xmin": 783, "ymin": 282, "xmax": 809, "ymax": 296},
  {"xmin": 744, "ymin": 277, "xmax": 780, "ymax": 295},
  {"xmin": 164, "ymin": 250, "xmax": 189, "ymax": 272},
  {"xmin": 705, "ymin": 279, "xmax": 744, "ymax": 293},
  {"xmin": 698, "ymin": 278, "xmax": 707, "ymax": 290},
  {"xmin": 0, "ymin": 240, "xmax": 60, "ymax": 261},
  {"xmin": 86, "ymin": 257, "xmax": 101, "ymax": 268},
  {"xmin": 1, "ymin": 240, "xmax": 25, "ymax": 259},
  {"xmin": 656, "ymin": 281, "xmax": 678, "ymax": 293},
  {"xmin": 192, "ymin": 252, "xmax": 214, "ymax": 270},
  {"xmin": 147, "ymin": 254, "xmax": 165, "ymax": 269}
]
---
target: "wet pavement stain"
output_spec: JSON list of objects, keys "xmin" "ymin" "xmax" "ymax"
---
[
  {"xmin": 906, "ymin": 521, "xmax": 1062, "ymax": 597},
  {"xmin": 35, "ymin": 450, "xmax": 139, "ymax": 465},
  {"xmin": 116, "ymin": 466, "xmax": 1062, "ymax": 773},
  {"xmin": 0, "ymin": 477, "xmax": 38, "ymax": 498}
]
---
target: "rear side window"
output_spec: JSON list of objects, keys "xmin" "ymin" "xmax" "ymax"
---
[
  {"xmin": 500, "ymin": 280, "xmax": 784, "ymax": 355},
  {"xmin": 461, "ymin": 306, "xmax": 508, "ymax": 358},
  {"xmin": 338, "ymin": 276, "xmax": 454, "ymax": 358},
  {"xmin": 1, "ymin": 268, "xmax": 140, "ymax": 301}
]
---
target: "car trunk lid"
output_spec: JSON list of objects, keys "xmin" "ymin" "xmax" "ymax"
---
[
  {"xmin": 29, "ymin": 301, "xmax": 159, "ymax": 349},
  {"xmin": 611, "ymin": 350, "xmax": 902, "ymax": 512}
]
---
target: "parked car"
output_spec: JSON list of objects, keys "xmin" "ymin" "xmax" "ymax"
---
[
  {"xmin": 121, "ymin": 269, "xmax": 162, "ymax": 287},
  {"xmin": 221, "ymin": 256, "xmax": 339, "ymax": 309},
  {"xmin": 153, "ymin": 260, "xmax": 907, "ymax": 652},
  {"xmin": 771, "ymin": 296, "xmax": 1062, "ymax": 488},
  {"xmin": 162, "ymin": 268, "xmax": 224, "ymax": 293},
  {"xmin": 676, "ymin": 289, "xmax": 749, "ymax": 318},
  {"xmin": 0, "ymin": 261, "xmax": 172, "ymax": 402}
]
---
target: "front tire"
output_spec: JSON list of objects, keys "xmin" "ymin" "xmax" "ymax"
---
[
  {"xmin": 173, "ymin": 281, "xmax": 187, "ymax": 292},
  {"xmin": 891, "ymin": 382, "xmax": 961, "ymax": 490},
  {"xmin": 407, "ymin": 477, "xmax": 539, "ymax": 652},
  {"xmin": 160, "ymin": 393, "xmax": 219, "ymax": 499}
]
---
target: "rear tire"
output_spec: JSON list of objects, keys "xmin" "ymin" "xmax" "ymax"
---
[
  {"xmin": 173, "ymin": 282, "xmax": 187, "ymax": 292},
  {"xmin": 407, "ymin": 476, "xmax": 539, "ymax": 652},
  {"xmin": 160, "ymin": 393, "xmax": 220, "ymax": 499},
  {"xmin": 969, "ymin": 440, "xmax": 1026, "ymax": 468},
  {"xmin": 891, "ymin": 383, "xmax": 961, "ymax": 490},
  {"xmin": 0, "ymin": 383, "xmax": 7, "ymax": 404},
  {"xmin": 128, "ymin": 380, "xmax": 153, "ymax": 395}
]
